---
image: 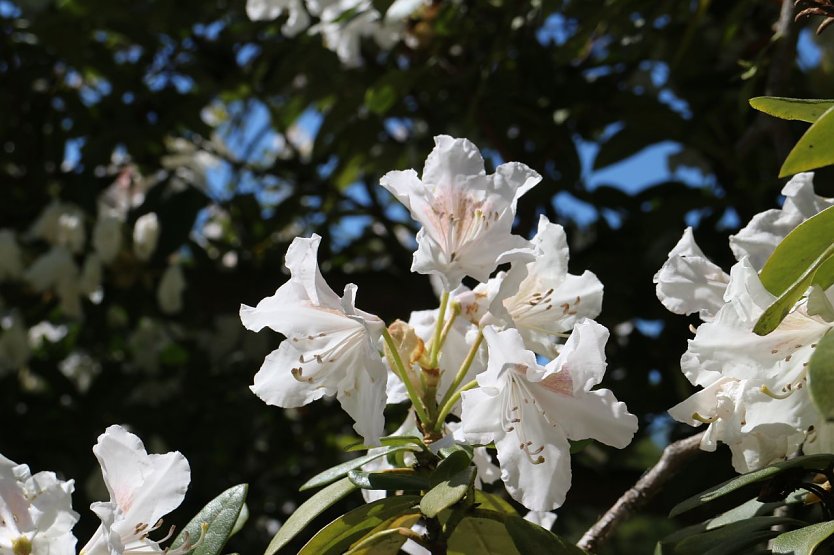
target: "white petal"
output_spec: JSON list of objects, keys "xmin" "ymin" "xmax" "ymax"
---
[
  {"xmin": 494, "ymin": 403, "xmax": 572, "ymax": 511},
  {"xmin": 654, "ymin": 228, "xmax": 729, "ymax": 320},
  {"xmin": 544, "ymin": 319, "xmax": 609, "ymax": 393},
  {"xmin": 250, "ymin": 343, "xmax": 331, "ymax": 407},
  {"xmin": 730, "ymin": 173, "xmax": 833, "ymax": 269},
  {"xmin": 543, "ymin": 388, "xmax": 637, "ymax": 449}
]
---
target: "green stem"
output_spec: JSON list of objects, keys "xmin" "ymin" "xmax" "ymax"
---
[
  {"xmin": 382, "ymin": 328, "xmax": 431, "ymax": 426},
  {"xmin": 429, "ymin": 291, "xmax": 450, "ymax": 368},
  {"xmin": 436, "ymin": 329, "xmax": 484, "ymax": 414},
  {"xmin": 433, "ymin": 380, "xmax": 478, "ymax": 433}
]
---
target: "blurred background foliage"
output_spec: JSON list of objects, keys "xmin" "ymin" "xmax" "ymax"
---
[{"xmin": 2, "ymin": 0, "xmax": 834, "ymax": 552}]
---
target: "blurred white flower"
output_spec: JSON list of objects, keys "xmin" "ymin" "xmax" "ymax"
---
[
  {"xmin": 0, "ymin": 313, "xmax": 30, "ymax": 374},
  {"xmin": 28, "ymin": 202, "xmax": 86, "ymax": 253},
  {"xmin": 0, "ymin": 453, "xmax": 79, "ymax": 555},
  {"xmin": 93, "ymin": 213, "xmax": 123, "ymax": 264},
  {"xmin": 133, "ymin": 213, "xmax": 160, "ymax": 261},
  {"xmin": 24, "ymin": 246, "xmax": 82, "ymax": 318},
  {"xmin": 0, "ymin": 230, "xmax": 23, "ymax": 281},
  {"xmin": 246, "ymin": 0, "xmax": 310, "ymax": 35},
  {"xmin": 157, "ymin": 264, "xmax": 186, "ymax": 315}
]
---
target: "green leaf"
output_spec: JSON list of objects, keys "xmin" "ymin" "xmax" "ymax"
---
[
  {"xmin": 300, "ymin": 446, "xmax": 417, "ymax": 491},
  {"xmin": 343, "ymin": 513, "xmax": 422, "ymax": 555},
  {"xmin": 749, "ymin": 97, "xmax": 834, "ymax": 123},
  {"xmin": 265, "ymin": 477, "xmax": 357, "ymax": 555},
  {"xmin": 771, "ymin": 521, "xmax": 834, "ymax": 554},
  {"xmin": 780, "ymin": 106, "xmax": 834, "ymax": 177},
  {"xmin": 670, "ymin": 454, "xmax": 834, "ymax": 517},
  {"xmin": 231, "ymin": 503, "xmax": 248, "ymax": 537},
  {"xmin": 672, "ymin": 517, "xmax": 804, "ymax": 555},
  {"xmin": 347, "ymin": 468, "xmax": 430, "ymax": 491},
  {"xmin": 706, "ymin": 498, "xmax": 782, "ymax": 529},
  {"xmin": 758, "ymin": 206, "xmax": 834, "ymax": 295},
  {"xmin": 170, "ymin": 484, "xmax": 248, "ymax": 555},
  {"xmin": 347, "ymin": 435, "xmax": 427, "ymax": 452},
  {"xmin": 808, "ymin": 330, "xmax": 834, "ymax": 420},
  {"xmin": 447, "ymin": 515, "xmax": 521, "ymax": 555},
  {"xmin": 297, "ymin": 495, "xmax": 419, "ymax": 555},
  {"xmin": 430, "ymin": 450, "xmax": 473, "ymax": 486},
  {"xmin": 473, "ymin": 491, "xmax": 517, "ymax": 515},
  {"xmin": 420, "ymin": 466, "xmax": 475, "ymax": 518},
  {"xmin": 505, "ymin": 515, "xmax": 586, "ymax": 554},
  {"xmin": 753, "ymin": 206, "xmax": 834, "ymax": 335}
]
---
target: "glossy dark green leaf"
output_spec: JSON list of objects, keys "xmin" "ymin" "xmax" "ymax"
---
[
  {"xmin": 347, "ymin": 468, "xmax": 430, "ymax": 491},
  {"xmin": 342, "ymin": 512, "xmax": 422, "ymax": 555},
  {"xmin": 749, "ymin": 97, "xmax": 834, "ymax": 123},
  {"xmin": 670, "ymin": 454, "xmax": 834, "ymax": 517},
  {"xmin": 300, "ymin": 446, "xmax": 417, "ymax": 491},
  {"xmin": 265, "ymin": 477, "xmax": 357, "ymax": 555},
  {"xmin": 347, "ymin": 435, "xmax": 427, "ymax": 452},
  {"xmin": 447, "ymin": 515, "xmax": 520, "ymax": 555},
  {"xmin": 671, "ymin": 517, "xmax": 803, "ymax": 555},
  {"xmin": 505, "ymin": 515, "xmax": 586, "ymax": 554},
  {"xmin": 753, "ymin": 206, "xmax": 834, "ymax": 335},
  {"xmin": 808, "ymin": 331, "xmax": 834, "ymax": 420},
  {"xmin": 473, "ymin": 491, "xmax": 517, "ymax": 515},
  {"xmin": 419, "ymin": 466, "xmax": 475, "ymax": 518},
  {"xmin": 297, "ymin": 495, "xmax": 419, "ymax": 555},
  {"xmin": 430, "ymin": 449, "xmax": 472, "ymax": 486},
  {"xmin": 771, "ymin": 521, "xmax": 834, "ymax": 554},
  {"xmin": 170, "ymin": 484, "xmax": 248, "ymax": 555},
  {"xmin": 780, "ymin": 106, "xmax": 834, "ymax": 177}
]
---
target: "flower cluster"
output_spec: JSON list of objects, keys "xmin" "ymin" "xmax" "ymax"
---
[
  {"xmin": 246, "ymin": 0, "xmax": 429, "ymax": 67},
  {"xmin": 0, "ymin": 426, "xmax": 196, "ymax": 555},
  {"xmin": 241, "ymin": 135, "xmax": 638, "ymax": 512},
  {"xmin": 655, "ymin": 172, "xmax": 834, "ymax": 472}
]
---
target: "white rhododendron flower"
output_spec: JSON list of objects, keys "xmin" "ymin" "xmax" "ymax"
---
[
  {"xmin": 0, "ymin": 313, "xmax": 30, "ymax": 374},
  {"xmin": 461, "ymin": 323, "xmax": 637, "ymax": 511},
  {"xmin": 93, "ymin": 213, "xmax": 123, "ymax": 264},
  {"xmin": 240, "ymin": 234, "xmax": 388, "ymax": 445},
  {"xmin": 656, "ymin": 173, "xmax": 832, "ymax": 324},
  {"xmin": 381, "ymin": 135, "xmax": 541, "ymax": 290},
  {"xmin": 730, "ymin": 172, "xmax": 834, "ymax": 270},
  {"xmin": 133, "ymin": 213, "xmax": 160, "ymax": 261},
  {"xmin": 668, "ymin": 258, "xmax": 832, "ymax": 472},
  {"xmin": 244, "ymin": 0, "xmax": 426, "ymax": 66},
  {"xmin": 24, "ymin": 246, "xmax": 83, "ymax": 318},
  {"xmin": 81, "ymin": 425, "xmax": 192, "ymax": 555},
  {"xmin": 463, "ymin": 215, "xmax": 603, "ymax": 357},
  {"xmin": 157, "ymin": 264, "xmax": 186, "ymax": 315},
  {"xmin": 653, "ymin": 227, "xmax": 730, "ymax": 322},
  {"xmin": 29, "ymin": 202, "xmax": 86, "ymax": 253},
  {"xmin": 0, "ymin": 454, "xmax": 79, "ymax": 555},
  {"xmin": 0, "ymin": 230, "xmax": 23, "ymax": 281}
]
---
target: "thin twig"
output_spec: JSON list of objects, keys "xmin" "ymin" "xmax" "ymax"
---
[{"xmin": 576, "ymin": 432, "xmax": 706, "ymax": 554}]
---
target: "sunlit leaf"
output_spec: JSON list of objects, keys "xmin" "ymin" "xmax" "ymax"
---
[
  {"xmin": 420, "ymin": 466, "xmax": 475, "ymax": 518},
  {"xmin": 265, "ymin": 477, "xmax": 357, "ymax": 555},
  {"xmin": 780, "ymin": 106, "xmax": 834, "ymax": 177},
  {"xmin": 347, "ymin": 468, "xmax": 430, "ymax": 491},
  {"xmin": 808, "ymin": 330, "xmax": 834, "ymax": 420},
  {"xmin": 771, "ymin": 521, "xmax": 834, "ymax": 554},
  {"xmin": 170, "ymin": 484, "xmax": 248, "ymax": 555},
  {"xmin": 297, "ymin": 495, "xmax": 419, "ymax": 555},
  {"xmin": 300, "ymin": 446, "xmax": 418, "ymax": 491},
  {"xmin": 749, "ymin": 97, "xmax": 834, "ymax": 123}
]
